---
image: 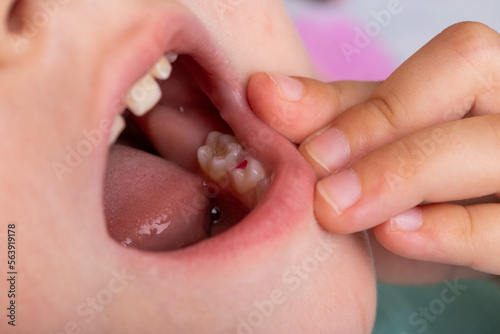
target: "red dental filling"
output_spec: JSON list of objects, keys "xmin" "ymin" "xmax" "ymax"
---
[{"xmin": 236, "ymin": 160, "xmax": 248, "ymax": 170}]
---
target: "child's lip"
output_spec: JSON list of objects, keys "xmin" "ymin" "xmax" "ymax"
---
[{"xmin": 102, "ymin": 4, "xmax": 316, "ymax": 264}]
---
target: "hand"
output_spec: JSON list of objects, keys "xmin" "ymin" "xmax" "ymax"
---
[{"xmin": 247, "ymin": 22, "xmax": 500, "ymax": 280}]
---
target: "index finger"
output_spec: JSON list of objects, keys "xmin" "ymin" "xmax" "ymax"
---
[{"xmin": 300, "ymin": 22, "xmax": 500, "ymax": 175}]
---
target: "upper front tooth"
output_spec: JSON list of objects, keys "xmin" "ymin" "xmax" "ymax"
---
[
  {"xmin": 125, "ymin": 74, "xmax": 161, "ymax": 117},
  {"xmin": 150, "ymin": 56, "xmax": 172, "ymax": 80},
  {"xmin": 166, "ymin": 52, "xmax": 178, "ymax": 63},
  {"xmin": 109, "ymin": 114, "xmax": 126, "ymax": 145}
]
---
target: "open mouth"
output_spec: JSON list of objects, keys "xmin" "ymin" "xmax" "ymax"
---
[{"xmin": 100, "ymin": 6, "xmax": 315, "ymax": 259}]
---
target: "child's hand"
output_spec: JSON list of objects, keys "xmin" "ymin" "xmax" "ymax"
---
[{"xmin": 248, "ymin": 22, "xmax": 500, "ymax": 277}]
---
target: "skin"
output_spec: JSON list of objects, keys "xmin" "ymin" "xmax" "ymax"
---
[
  {"xmin": 248, "ymin": 22, "xmax": 500, "ymax": 284},
  {"xmin": 0, "ymin": 0, "xmax": 376, "ymax": 333}
]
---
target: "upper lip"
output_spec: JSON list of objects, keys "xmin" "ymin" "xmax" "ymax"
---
[{"xmin": 105, "ymin": 5, "xmax": 316, "ymax": 265}]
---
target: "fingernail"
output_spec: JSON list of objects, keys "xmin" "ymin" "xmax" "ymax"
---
[
  {"xmin": 316, "ymin": 169, "xmax": 361, "ymax": 215},
  {"xmin": 390, "ymin": 207, "xmax": 423, "ymax": 231},
  {"xmin": 267, "ymin": 73, "xmax": 304, "ymax": 102},
  {"xmin": 306, "ymin": 128, "xmax": 349, "ymax": 173}
]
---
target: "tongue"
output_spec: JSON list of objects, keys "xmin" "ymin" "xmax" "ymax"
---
[{"xmin": 104, "ymin": 144, "xmax": 211, "ymax": 251}]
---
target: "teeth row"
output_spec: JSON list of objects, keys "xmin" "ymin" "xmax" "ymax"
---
[
  {"xmin": 110, "ymin": 52, "xmax": 178, "ymax": 145},
  {"xmin": 198, "ymin": 131, "xmax": 269, "ymax": 196}
]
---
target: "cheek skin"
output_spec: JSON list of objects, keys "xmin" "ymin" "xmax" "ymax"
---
[
  {"xmin": 262, "ymin": 230, "xmax": 376, "ymax": 333},
  {"xmin": 182, "ymin": 0, "xmax": 315, "ymax": 80}
]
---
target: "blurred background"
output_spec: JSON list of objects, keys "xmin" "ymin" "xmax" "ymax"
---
[
  {"xmin": 287, "ymin": 0, "xmax": 500, "ymax": 81},
  {"xmin": 285, "ymin": 1, "xmax": 500, "ymax": 333}
]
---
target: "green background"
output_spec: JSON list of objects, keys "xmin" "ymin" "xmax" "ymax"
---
[{"xmin": 374, "ymin": 281, "xmax": 500, "ymax": 334}]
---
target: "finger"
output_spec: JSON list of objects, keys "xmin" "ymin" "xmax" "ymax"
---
[
  {"xmin": 300, "ymin": 22, "xmax": 500, "ymax": 175},
  {"xmin": 247, "ymin": 72, "xmax": 380, "ymax": 143},
  {"xmin": 373, "ymin": 203, "xmax": 500, "ymax": 275},
  {"xmin": 314, "ymin": 114, "xmax": 500, "ymax": 234}
]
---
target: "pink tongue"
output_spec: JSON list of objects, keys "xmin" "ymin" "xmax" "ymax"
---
[{"xmin": 104, "ymin": 144, "xmax": 211, "ymax": 251}]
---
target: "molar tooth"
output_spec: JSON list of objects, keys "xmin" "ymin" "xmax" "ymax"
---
[
  {"xmin": 125, "ymin": 74, "xmax": 162, "ymax": 117},
  {"xmin": 209, "ymin": 157, "xmax": 228, "ymax": 176},
  {"xmin": 206, "ymin": 131, "xmax": 222, "ymax": 147},
  {"xmin": 197, "ymin": 145, "xmax": 213, "ymax": 176},
  {"xmin": 150, "ymin": 56, "xmax": 172, "ymax": 80},
  {"xmin": 246, "ymin": 158, "xmax": 267, "ymax": 183},
  {"xmin": 109, "ymin": 115, "xmax": 126, "ymax": 145},
  {"xmin": 197, "ymin": 145, "xmax": 213, "ymax": 162},
  {"xmin": 198, "ymin": 131, "xmax": 245, "ymax": 184},
  {"xmin": 225, "ymin": 143, "xmax": 243, "ymax": 163},
  {"xmin": 230, "ymin": 157, "xmax": 267, "ymax": 194},
  {"xmin": 219, "ymin": 134, "xmax": 237, "ymax": 146}
]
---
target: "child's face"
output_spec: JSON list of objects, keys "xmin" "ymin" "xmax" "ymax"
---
[{"xmin": 2, "ymin": 0, "xmax": 375, "ymax": 332}]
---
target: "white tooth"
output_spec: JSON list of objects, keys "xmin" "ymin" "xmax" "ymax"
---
[
  {"xmin": 125, "ymin": 74, "xmax": 162, "ymax": 117},
  {"xmin": 230, "ymin": 157, "xmax": 267, "ymax": 194},
  {"xmin": 197, "ymin": 145, "xmax": 213, "ymax": 164},
  {"xmin": 219, "ymin": 134, "xmax": 237, "ymax": 146},
  {"xmin": 150, "ymin": 56, "xmax": 172, "ymax": 80},
  {"xmin": 230, "ymin": 169, "xmax": 246, "ymax": 193},
  {"xmin": 209, "ymin": 157, "xmax": 228, "ymax": 176},
  {"xmin": 225, "ymin": 143, "xmax": 243, "ymax": 166},
  {"xmin": 197, "ymin": 146, "xmax": 213, "ymax": 177},
  {"xmin": 109, "ymin": 114, "xmax": 126, "ymax": 145},
  {"xmin": 166, "ymin": 52, "xmax": 178, "ymax": 63},
  {"xmin": 206, "ymin": 131, "xmax": 223, "ymax": 147}
]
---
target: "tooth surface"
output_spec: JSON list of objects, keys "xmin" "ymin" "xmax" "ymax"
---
[
  {"xmin": 230, "ymin": 157, "xmax": 267, "ymax": 194},
  {"xmin": 225, "ymin": 143, "xmax": 243, "ymax": 165},
  {"xmin": 219, "ymin": 134, "xmax": 237, "ymax": 146},
  {"xmin": 150, "ymin": 56, "xmax": 172, "ymax": 80},
  {"xmin": 209, "ymin": 157, "xmax": 229, "ymax": 176},
  {"xmin": 197, "ymin": 145, "xmax": 213, "ymax": 163},
  {"xmin": 206, "ymin": 131, "xmax": 223, "ymax": 147},
  {"xmin": 109, "ymin": 115, "xmax": 126, "ymax": 145},
  {"xmin": 125, "ymin": 74, "xmax": 162, "ymax": 117}
]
